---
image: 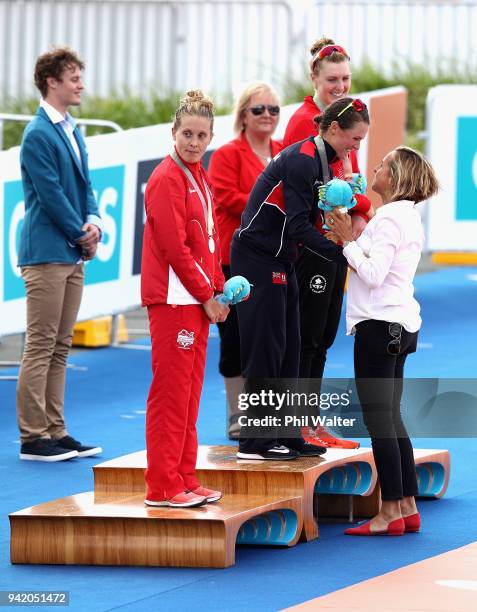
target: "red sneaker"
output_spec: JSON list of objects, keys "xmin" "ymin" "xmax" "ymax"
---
[
  {"xmin": 191, "ymin": 486, "xmax": 222, "ymax": 503},
  {"xmin": 145, "ymin": 491, "xmax": 207, "ymax": 508},
  {"xmin": 303, "ymin": 426, "xmax": 360, "ymax": 449}
]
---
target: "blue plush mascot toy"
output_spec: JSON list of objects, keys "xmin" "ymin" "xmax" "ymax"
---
[
  {"xmin": 215, "ymin": 275, "xmax": 251, "ymax": 305},
  {"xmin": 318, "ymin": 176, "xmax": 365, "ymax": 230}
]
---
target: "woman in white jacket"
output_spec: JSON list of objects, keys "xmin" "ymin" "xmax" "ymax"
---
[{"xmin": 327, "ymin": 146, "xmax": 439, "ymax": 536}]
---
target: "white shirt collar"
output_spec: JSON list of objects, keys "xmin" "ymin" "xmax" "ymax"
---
[{"xmin": 40, "ymin": 98, "xmax": 76, "ymax": 129}]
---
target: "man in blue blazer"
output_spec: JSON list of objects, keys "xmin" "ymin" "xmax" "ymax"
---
[{"xmin": 17, "ymin": 47, "xmax": 103, "ymax": 461}]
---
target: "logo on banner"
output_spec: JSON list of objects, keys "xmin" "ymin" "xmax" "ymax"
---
[
  {"xmin": 87, "ymin": 165, "xmax": 125, "ymax": 284},
  {"xmin": 3, "ymin": 180, "xmax": 25, "ymax": 301},
  {"xmin": 177, "ymin": 329, "xmax": 195, "ymax": 349},
  {"xmin": 2, "ymin": 166, "xmax": 125, "ymax": 301},
  {"xmin": 456, "ymin": 117, "xmax": 477, "ymax": 221}
]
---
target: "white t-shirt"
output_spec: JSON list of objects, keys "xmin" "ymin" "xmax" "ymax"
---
[{"xmin": 343, "ymin": 199, "xmax": 424, "ymax": 335}]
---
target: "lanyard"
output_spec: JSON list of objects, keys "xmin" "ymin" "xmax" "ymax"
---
[
  {"xmin": 313, "ymin": 135, "xmax": 331, "ymax": 184},
  {"xmin": 170, "ymin": 149, "xmax": 215, "ymax": 252},
  {"xmin": 312, "ymin": 92, "xmax": 326, "ymax": 114}
]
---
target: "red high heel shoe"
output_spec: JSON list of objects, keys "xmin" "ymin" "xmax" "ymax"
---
[
  {"xmin": 403, "ymin": 512, "xmax": 420, "ymax": 532},
  {"xmin": 345, "ymin": 517, "xmax": 405, "ymax": 536}
]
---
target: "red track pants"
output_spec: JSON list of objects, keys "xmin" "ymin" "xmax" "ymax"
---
[{"xmin": 145, "ymin": 303, "xmax": 209, "ymax": 500}]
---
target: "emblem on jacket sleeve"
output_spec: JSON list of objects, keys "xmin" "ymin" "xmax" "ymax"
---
[
  {"xmin": 310, "ymin": 274, "xmax": 326, "ymax": 294},
  {"xmin": 177, "ymin": 329, "xmax": 195, "ymax": 349}
]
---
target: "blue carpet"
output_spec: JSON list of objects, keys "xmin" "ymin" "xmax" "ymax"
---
[{"xmin": 0, "ymin": 267, "xmax": 476, "ymax": 611}]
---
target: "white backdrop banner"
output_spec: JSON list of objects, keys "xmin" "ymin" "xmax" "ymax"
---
[
  {"xmin": 1, "ymin": 89, "xmax": 393, "ymax": 336},
  {"xmin": 425, "ymin": 85, "xmax": 477, "ymax": 251}
]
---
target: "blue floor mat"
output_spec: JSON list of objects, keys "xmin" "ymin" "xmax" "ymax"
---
[{"xmin": 0, "ymin": 267, "xmax": 476, "ymax": 611}]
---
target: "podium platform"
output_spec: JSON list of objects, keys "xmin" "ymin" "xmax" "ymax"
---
[
  {"xmin": 93, "ymin": 445, "xmax": 378, "ymax": 541},
  {"xmin": 10, "ymin": 492, "xmax": 302, "ymax": 568},
  {"xmin": 9, "ymin": 445, "xmax": 450, "ymax": 568}
]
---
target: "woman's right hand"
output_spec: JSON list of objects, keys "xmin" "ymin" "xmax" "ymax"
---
[{"xmin": 203, "ymin": 298, "xmax": 229, "ymax": 324}]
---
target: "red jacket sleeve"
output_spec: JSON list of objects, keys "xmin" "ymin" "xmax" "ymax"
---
[
  {"xmin": 283, "ymin": 115, "xmax": 317, "ymax": 148},
  {"xmin": 213, "ymin": 241, "xmax": 225, "ymax": 293},
  {"xmin": 208, "ymin": 145, "xmax": 249, "ymax": 218},
  {"xmin": 145, "ymin": 172, "xmax": 214, "ymax": 304},
  {"xmin": 353, "ymin": 193, "xmax": 372, "ymax": 217}
]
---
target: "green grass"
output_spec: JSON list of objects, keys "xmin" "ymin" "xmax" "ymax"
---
[
  {"xmin": 0, "ymin": 90, "xmax": 230, "ymax": 150},
  {"xmin": 2, "ymin": 61, "xmax": 476, "ymax": 151}
]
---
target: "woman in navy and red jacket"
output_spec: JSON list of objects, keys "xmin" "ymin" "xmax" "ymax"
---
[
  {"xmin": 232, "ymin": 98, "xmax": 370, "ymax": 461},
  {"xmin": 283, "ymin": 37, "xmax": 372, "ymax": 450},
  {"xmin": 208, "ymin": 82, "xmax": 282, "ymax": 439},
  {"xmin": 141, "ymin": 90, "xmax": 229, "ymax": 508}
]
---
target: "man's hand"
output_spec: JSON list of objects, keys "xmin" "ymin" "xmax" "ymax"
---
[
  {"xmin": 77, "ymin": 223, "xmax": 101, "ymax": 251},
  {"xmin": 81, "ymin": 243, "xmax": 98, "ymax": 261},
  {"xmin": 203, "ymin": 298, "xmax": 229, "ymax": 324}
]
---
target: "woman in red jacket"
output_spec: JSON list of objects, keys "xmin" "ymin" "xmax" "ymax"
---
[
  {"xmin": 208, "ymin": 82, "xmax": 282, "ymax": 439},
  {"xmin": 283, "ymin": 37, "xmax": 372, "ymax": 450},
  {"xmin": 141, "ymin": 90, "xmax": 229, "ymax": 508}
]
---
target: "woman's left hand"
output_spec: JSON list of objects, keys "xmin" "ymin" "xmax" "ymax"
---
[{"xmin": 328, "ymin": 209, "xmax": 354, "ymax": 243}]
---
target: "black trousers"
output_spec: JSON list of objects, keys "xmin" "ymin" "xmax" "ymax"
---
[
  {"xmin": 296, "ymin": 248, "xmax": 347, "ymax": 379},
  {"xmin": 231, "ymin": 242, "xmax": 300, "ymax": 452},
  {"xmin": 354, "ymin": 319, "xmax": 419, "ymax": 501},
  {"xmin": 216, "ymin": 265, "xmax": 242, "ymax": 377}
]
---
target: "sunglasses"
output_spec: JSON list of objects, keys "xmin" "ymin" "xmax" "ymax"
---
[
  {"xmin": 248, "ymin": 105, "xmax": 280, "ymax": 116},
  {"xmin": 317, "ymin": 44, "xmax": 350, "ymax": 61},
  {"xmin": 387, "ymin": 322, "xmax": 402, "ymax": 355}
]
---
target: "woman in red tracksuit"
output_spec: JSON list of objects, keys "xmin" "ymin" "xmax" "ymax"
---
[
  {"xmin": 283, "ymin": 37, "xmax": 372, "ymax": 450},
  {"xmin": 208, "ymin": 82, "xmax": 282, "ymax": 439},
  {"xmin": 141, "ymin": 90, "xmax": 229, "ymax": 508}
]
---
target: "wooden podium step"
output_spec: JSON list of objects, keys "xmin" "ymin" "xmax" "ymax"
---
[
  {"xmin": 10, "ymin": 446, "xmax": 451, "ymax": 568},
  {"xmin": 93, "ymin": 445, "xmax": 378, "ymax": 541},
  {"xmin": 10, "ymin": 492, "xmax": 303, "ymax": 569}
]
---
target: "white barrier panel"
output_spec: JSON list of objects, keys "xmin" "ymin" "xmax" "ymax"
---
[
  {"xmin": 426, "ymin": 85, "xmax": 477, "ymax": 251},
  {"xmin": 1, "ymin": 89, "xmax": 395, "ymax": 336}
]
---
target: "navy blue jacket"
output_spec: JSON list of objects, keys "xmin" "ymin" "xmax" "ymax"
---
[{"xmin": 234, "ymin": 137, "xmax": 346, "ymax": 265}]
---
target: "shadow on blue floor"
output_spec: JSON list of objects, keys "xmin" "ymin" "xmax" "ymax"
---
[{"xmin": 0, "ymin": 267, "xmax": 476, "ymax": 611}]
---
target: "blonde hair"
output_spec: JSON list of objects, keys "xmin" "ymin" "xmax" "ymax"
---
[
  {"xmin": 389, "ymin": 146, "xmax": 439, "ymax": 204},
  {"xmin": 232, "ymin": 81, "xmax": 280, "ymax": 135},
  {"xmin": 309, "ymin": 36, "xmax": 349, "ymax": 75},
  {"xmin": 173, "ymin": 89, "xmax": 215, "ymax": 131}
]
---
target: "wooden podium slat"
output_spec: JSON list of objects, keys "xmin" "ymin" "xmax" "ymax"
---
[{"xmin": 10, "ymin": 492, "xmax": 303, "ymax": 568}]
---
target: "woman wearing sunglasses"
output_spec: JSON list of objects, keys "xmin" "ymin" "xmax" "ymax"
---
[
  {"xmin": 327, "ymin": 147, "xmax": 439, "ymax": 534},
  {"xmin": 283, "ymin": 38, "xmax": 372, "ymax": 450},
  {"xmin": 230, "ymin": 97, "xmax": 369, "ymax": 461},
  {"xmin": 208, "ymin": 82, "xmax": 282, "ymax": 439}
]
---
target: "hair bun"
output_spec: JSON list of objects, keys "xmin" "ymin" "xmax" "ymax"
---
[
  {"xmin": 309, "ymin": 36, "xmax": 335, "ymax": 57},
  {"xmin": 181, "ymin": 89, "xmax": 214, "ymax": 113}
]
